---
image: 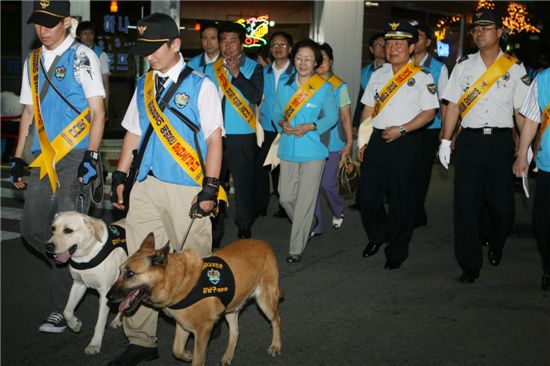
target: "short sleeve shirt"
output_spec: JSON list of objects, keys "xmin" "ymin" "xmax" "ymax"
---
[
  {"xmin": 441, "ymin": 51, "xmax": 530, "ymax": 128},
  {"xmin": 361, "ymin": 62, "xmax": 439, "ymax": 128},
  {"xmin": 519, "ymin": 78, "xmax": 540, "ymax": 123}
]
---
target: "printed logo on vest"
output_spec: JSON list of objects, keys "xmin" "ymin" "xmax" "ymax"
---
[
  {"xmin": 207, "ymin": 268, "xmax": 221, "ymax": 285},
  {"xmin": 174, "ymin": 93, "xmax": 190, "ymax": 108},
  {"xmin": 55, "ymin": 66, "xmax": 67, "ymax": 80}
]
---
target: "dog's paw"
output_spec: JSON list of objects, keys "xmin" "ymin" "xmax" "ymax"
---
[
  {"xmin": 173, "ymin": 350, "xmax": 193, "ymax": 362},
  {"xmin": 219, "ymin": 356, "xmax": 233, "ymax": 366},
  {"xmin": 84, "ymin": 343, "xmax": 101, "ymax": 354},
  {"xmin": 267, "ymin": 344, "xmax": 281, "ymax": 357},
  {"xmin": 110, "ymin": 314, "xmax": 122, "ymax": 329},
  {"xmin": 67, "ymin": 318, "xmax": 82, "ymax": 333}
]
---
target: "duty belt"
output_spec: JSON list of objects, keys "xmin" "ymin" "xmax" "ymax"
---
[{"xmin": 463, "ymin": 127, "xmax": 512, "ymax": 135}]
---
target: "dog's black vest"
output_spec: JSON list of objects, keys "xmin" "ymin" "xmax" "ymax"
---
[
  {"xmin": 169, "ymin": 256, "xmax": 235, "ymax": 310},
  {"xmin": 69, "ymin": 225, "xmax": 127, "ymax": 270}
]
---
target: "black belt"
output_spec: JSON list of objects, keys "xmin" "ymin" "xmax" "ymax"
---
[{"xmin": 463, "ymin": 127, "xmax": 512, "ymax": 135}]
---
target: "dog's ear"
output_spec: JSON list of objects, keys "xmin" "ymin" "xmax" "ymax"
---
[
  {"xmin": 84, "ymin": 215, "xmax": 105, "ymax": 242},
  {"xmin": 140, "ymin": 233, "xmax": 156, "ymax": 250},
  {"xmin": 149, "ymin": 244, "xmax": 170, "ymax": 266}
]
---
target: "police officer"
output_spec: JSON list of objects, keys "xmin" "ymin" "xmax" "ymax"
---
[
  {"xmin": 205, "ymin": 22, "xmax": 263, "ymax": 240},
  {"xmin": 411, "ymin": 22, "xmax": 449, "ymax": 228},
  {"xmin": 10, "ymin": 0, "xmax": 105, "ymax": 333},
  {"xmin": 187, "ymin": 22, "xmax": 220, "ymax": 73},
  {"xmin": 513, "ymin": 67, "xmax": 550, "ymax": 291},
  {"xmin": 358, "ymin": 21, "xmax": 439, "ymax": 269},
  {"xmin": 108, "ymin": 13, "xmax": 223, "ymax": 365},
  {"xmin": 439, "ymin": 9, "xmax": 529, "ymax": 283}
]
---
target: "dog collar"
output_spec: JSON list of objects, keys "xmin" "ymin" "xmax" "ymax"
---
[
  {"xmin": 70, "ymin": 225, "xmax": 127, "ymax": 270},
  {"xmin": 169, "ymin": 256, "xmax": 235, "ymax": 310}
]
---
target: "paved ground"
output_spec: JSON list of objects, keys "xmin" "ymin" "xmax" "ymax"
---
[{"xmin": 1, "ymin": 165, "xmax": 549, "ymax": 366}]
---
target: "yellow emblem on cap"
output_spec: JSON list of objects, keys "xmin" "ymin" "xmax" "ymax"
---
[
  {"xmin": 40, "ymin": 0, "xmax": 50, "ymax": 9},
  {"xmin": 138, "ymin": 25, "xmax": 147, "ymax": 36},
  {"xmin": 389, "ymin": 22, "xmax": 400, "ymax": 31}
]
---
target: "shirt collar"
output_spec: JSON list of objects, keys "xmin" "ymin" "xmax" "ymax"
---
[
  {"xmin": 154, "ymin": 53, "xmax": 186, "ymax": 83},
  {"xmin": 42, "ymin": 35, "xmax": 75, "ymax": 56},
  {"xmin": 204, "ymin": 52, "xmax": 219, "ymax": 64},
  {"xmin": 418, "ymin": 53, "xmax": 429, "ymax": 66}
]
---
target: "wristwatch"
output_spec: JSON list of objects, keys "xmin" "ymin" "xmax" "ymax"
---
[{"xmin": 399, "ymin": 126, "xmax": 407, "ymax": 136}]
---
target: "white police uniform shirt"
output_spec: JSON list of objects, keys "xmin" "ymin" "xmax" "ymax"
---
[
  {"xmin": 20, "ymin": 35, "xmax": 105, "ymax": 105},
  {"xmin": 418, "ymin": 53, "xmax": 449, "ymax": 101},
  {"xmin": 361, "ymin": 62, "xmax": 439, "ymax": 129},
  {"xmin": 121, "ymin": 53, "xmax": 224, "ymax": 139},
  {"xmin": 441, "ymin": 51, "xmax": 529, "ymax": 128},
  {"xmin": 520, "ymin": 78, "xmax": 541, "ymax": 122}
]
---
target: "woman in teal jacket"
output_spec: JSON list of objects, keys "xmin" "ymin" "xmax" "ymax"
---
[{"xmin": 272, "ymin": 38, "xmax": 338, "ymax": 263}]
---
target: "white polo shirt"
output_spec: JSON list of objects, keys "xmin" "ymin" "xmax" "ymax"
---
[
  {"xmin": 121, "ymin": 53, "xmax": 224, "ymax": 139},
  {"xmin": 441, "ymin": 51, "xmax": 530, "ymax": 128},
  {"xmin": 361, "ymin": 62, "xmax": 439, "ymax": 129},
  {"xmin": 20, "ymin": 35, "xmax": 105, "ymax": 105}
]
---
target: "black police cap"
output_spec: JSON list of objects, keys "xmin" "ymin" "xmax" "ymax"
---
[
  {"xmin": 384, "ymin": 20, "xmax": 419, "ymax": 41},
  {"xmin": 473, "ymin": 9, "xmax": 502, "ymax": 27},
  {"xmin": 129, "ymin": 13, "xmax": 180, "ymax": 57},
  {"xmin": 27, "ymin": 0, "xmax": 70, "ymax": 29}
]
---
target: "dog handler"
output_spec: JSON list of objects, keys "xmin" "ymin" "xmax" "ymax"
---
[
  {"xmin": 109, "ymin": 13, "xmax": 224, "ymax": 365},
  {"xmin": 10, "ymin": 0, "xmax": 105, "ymax": 333}
]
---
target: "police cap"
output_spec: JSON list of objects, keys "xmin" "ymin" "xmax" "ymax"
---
[{"xmin": 129, "ymin": 13, "xmax": 180, "ymax": 57}]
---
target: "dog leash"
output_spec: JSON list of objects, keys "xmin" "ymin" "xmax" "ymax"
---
[{"xmin": 175, "ymin": 217, "xmax": 195, "ymax": 253}]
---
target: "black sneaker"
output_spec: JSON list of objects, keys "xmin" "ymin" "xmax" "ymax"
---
[{"xmin": 38, "ymin": 312, "xmax": 67, "ymax": 333}]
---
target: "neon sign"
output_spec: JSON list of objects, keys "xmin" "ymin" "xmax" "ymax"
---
[{"xmin": 236, "ymin": 15, "xmax": 270, "ymax": 48}]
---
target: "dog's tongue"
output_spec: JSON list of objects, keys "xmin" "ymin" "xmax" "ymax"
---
[
  {"xmin": 54, "ymin": 250, "xmax": 71, "ymax": 263},
  {"xmin": 118, "ymin": 289, "xmax": 139, "ymax": 313}
]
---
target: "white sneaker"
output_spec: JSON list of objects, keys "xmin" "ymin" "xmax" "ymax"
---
[
  {"xmin": 332, "ymin": 216, "xmax": 344, "ymax": 229},
  {"xmin": 38, "ymin": 312, "xmax": 67, "ymax": 333}
]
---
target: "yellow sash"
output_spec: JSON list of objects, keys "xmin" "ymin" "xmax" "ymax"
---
[
  {"xmin": 213, "ymin": 57, "xmax": 256, "ymax": 132},
  {"xmin": 534, "ymin": 102, "xmax": 550, "ymax": 155},
  {"xmin": 143, "ymin": 71, "xmax": 227, "ymax": 204},
  {"xmin": 283, "ymin": 73, "xmax": 325, "ymax": 122},
  {"xmin": 458, "ymin": 54, "xmax": 517, "ymax": 119},
  {"xmin": 28, "ymin": 48, "xmax": 91, "ymax": 193},
  {"xmin": 327, "ymin": 74, "xmax": 344, "ymax": 91},
  {"xmin": 372, "ymin": 62, "xmax": 423, "ymax": 119}
]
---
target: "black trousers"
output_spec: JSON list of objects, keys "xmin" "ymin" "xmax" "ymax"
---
[
  {"xmin": 454, "ymin": 129, "xmax": 515, "ymax": 274},
  {"xmin": 533, "ymin": 170, "xmax": 550, "ymax": 274},
  {"xmin": 358, "ymin": 129, "xmax": 420, "ymax": 264},
  {"xmin": 413, "ymin": 128, "xmax": 440, "ymax": 226},
  {"xmin": 224, "ymin": 134, "xmax": 258, "ymax": 229},
  {"xmin": 254, "ymin": 130, "xmax": 278, "ymax": 214}
]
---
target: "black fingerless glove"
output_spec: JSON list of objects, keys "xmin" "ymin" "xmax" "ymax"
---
[
  {"xmin": 110, "ymin": 170, "xmax": 127, "ymax": 204},
  {"xmin": 189, "ymin": 177, "xmax": 220, "ymax": 218},
  {"xmin": 9, "ymin": 157, "xmax": 26, "ymax": 184},
  {"xmin": 78, "ymin": 150, "xmax": 99, "ymax": 185}
]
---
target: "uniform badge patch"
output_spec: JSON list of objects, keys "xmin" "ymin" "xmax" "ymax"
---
[
  {"xmin": 374, "ymin": 92, "xmax": 380, "ymax": 101},
  {"xmin": 207, "ymin": 269, "xmax": 221, "ymax": 285},
  {"xmin": 407, "ymin": 78, "xmax": 416, "ymax": 87},
  {"xmin": 521, "ymin": 74, "xmax": 531, "ymax": 86},
  {"xmin": 174, "ymin": 93, "xmax": 189, "ymax": 108},
  {"xmin": 55, "ymin": 66, "xmax": 66, "ymax": 80},
  {"xmin": 427, "ymin": 83, "xmax": 437, "ymax": 94},
  {"xmin": 503, "ymin": 72, "xmax": 510, "ymax": 81}
]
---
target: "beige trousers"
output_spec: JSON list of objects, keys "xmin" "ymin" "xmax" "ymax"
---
[{"xmin": 123, "ymin": 176, "xmax": 212, "ymax": 347}]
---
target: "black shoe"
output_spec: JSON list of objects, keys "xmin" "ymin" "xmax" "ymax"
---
[
  {"xmin": 362, "ymin": 242, "xmax": 382, "ymax": 257},
  {"xmin": 108, "ymin": 344, "xmax": 159, "ymax": 366},
  {"xmin": 455, "ymin": 271, "xmax": 480, "ymax": 284},
  {"xmin": 273, "ymin": 207, "xmax": 288, "ymax": 219},
  {"xmin": 286, "ymin": 254, "xmax": 302, "ymax": 263},
  {"xmin": 542, "ymin": 273, "xmax": 550, "ymax": 291},
  {"xmin": 238, "ymin": 227, "xmax": 251, "ymax": 239},
  {"xmin": 384, "ymin": 261, "xmax": 401, "ymax": 270},
  {"xmin": 349, "ymin": 203, "xmax": 360, "ymax": 211},
  {"xmin": 488, "ymin": 248, "xmax": 502, "ymax": 266}
]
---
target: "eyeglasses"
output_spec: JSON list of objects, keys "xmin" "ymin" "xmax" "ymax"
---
[
  {"xmin": 470, "ymin": 26, "xmax": 497, "ymax": 35},
  {"xmin": 294, "ymin": 56, "xmax": 314, "ymax": 64},
  {"xmin": 270, "ymin": 43, "xmax": 288, "ymax": 49}
]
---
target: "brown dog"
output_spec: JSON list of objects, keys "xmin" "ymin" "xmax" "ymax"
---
[{"xmin": 107, "ymin": 234, "xmax": 282, "ymax": 366}]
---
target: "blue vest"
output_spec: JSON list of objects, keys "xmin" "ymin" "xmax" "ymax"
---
[
  {"xmin": 360, "ymin": 63, "xmax": 375, "ymax": 90},
  {"xmin": 27, "ymin": 43, "xmax": 89, "ymax": 153},
  {"xmin": 421, "ymin": 54, "xmax": 444, "ymax": 129},
  {"xmin": 205, "ymin": 55, "xmax": 259, "ymax": 135},
  {"xmin": 259, "ymin": 62, "xmax": 294, "ymax": 132},
  {"xmin": 188, "ymin": 52, "xmax": 210, "ymax": 73},
  {"xmin": 136, "ymin": 69, "xmax": 208, "ymax": 186},
  {"xmin": 326, "ymin": 81, "xmax": 347, "ymax": 152},
  {"xmin": 92, "ymin": 44, "xmax": 103, "ymax": 59},
  {"xmin": 536, "ymin": 68, "xmax": 550, "ymax": 172}
]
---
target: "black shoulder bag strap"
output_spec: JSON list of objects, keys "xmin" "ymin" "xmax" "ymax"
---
[{"xmin": 123, "ymin": 66, "xmax": 194, "ymax": 205}]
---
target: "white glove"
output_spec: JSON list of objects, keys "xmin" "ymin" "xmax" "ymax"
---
[{"xmin": 438, "ymin": 139, "xmax": 452, "ymax": 169}]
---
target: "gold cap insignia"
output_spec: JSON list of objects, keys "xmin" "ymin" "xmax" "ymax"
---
[
  {"xmin": 40, "ymin": 0, "xmax": 50, "ymax": 9},
  {"xmin": 138, "ymin": 25, "xmax": 147, "ymax": 36},
  {"xmin": 389, "ymin": 22, "xmax": 400, "ymax": 31}
]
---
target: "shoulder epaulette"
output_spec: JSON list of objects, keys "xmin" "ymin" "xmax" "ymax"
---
[{"xmin": 457, "ymin": 55, "xmax": 469, "ymax": 64}]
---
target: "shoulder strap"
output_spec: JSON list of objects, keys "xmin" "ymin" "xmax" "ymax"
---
[{"xmin": 39, "ymin": 53, "xmax": 64, "ymax": 102}]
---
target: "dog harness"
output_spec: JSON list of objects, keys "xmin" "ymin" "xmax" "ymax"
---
[
  {"xmin": 169, "ymin": 256, "xmax": 235, "ymax": 310},
  {"xmin": 70, "ymin": 225, "xmax": 127, "ymax": 270}
]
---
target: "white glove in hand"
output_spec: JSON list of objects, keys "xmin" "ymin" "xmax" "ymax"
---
[{"xmin": 438, "ymin": 139, "xmax": 452, "ymax": 169}]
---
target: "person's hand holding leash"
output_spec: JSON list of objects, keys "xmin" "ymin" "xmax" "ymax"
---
[
  {"xmin": 190, "ymin": 177, "xmax": 219, "ymax": 218},
  {"xmin": 438, "ymin": 139, "xmax": 452, "ymax": 169},
  {"xmin": 10, "ymin": 157, "xmax": 27, "ymax": 189},
  {"xmin": 110, "ymin": 170, "xmax": 127, "ymax": 210},
  {"xmin": 78, "ymin": 150, "xmax": 99, "ymax": 184}
]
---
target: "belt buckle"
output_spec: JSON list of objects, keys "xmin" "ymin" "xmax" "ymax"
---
[{"xmin": 483, "ymin": 128, "xmax": 492, "ymax": 135}]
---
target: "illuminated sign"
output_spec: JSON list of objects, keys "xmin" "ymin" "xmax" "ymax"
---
[
  {"xmin": 437, "ymin": 41, "xmax": 450, "ymax": 58},
  {"xmin": 236, "ymin": 15, "xmax": 270, "ymax": 48}
]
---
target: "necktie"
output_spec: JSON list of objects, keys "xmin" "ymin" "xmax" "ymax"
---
[{"xmin": 155, "ymin": 75, "xmax": 168, "ymax": 102}]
